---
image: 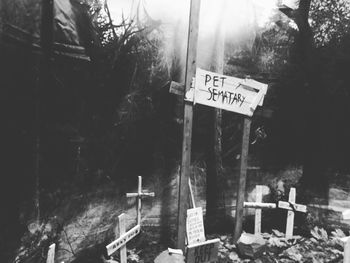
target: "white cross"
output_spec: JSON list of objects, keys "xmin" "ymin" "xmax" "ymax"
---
[
  {"xmin": 106, "ymin": 213, "xmax": 141, "ymax": 263},
  {"xmin": 244, "ymin": 185, "xmax": 276, "ymax": 235},
  {"xmin": 126, "ymin": 176, "xmax": 155, "ymax": 225},
  {"xmin": 278, "ymin": 188, "xmax": 307, "ymax": 239}
]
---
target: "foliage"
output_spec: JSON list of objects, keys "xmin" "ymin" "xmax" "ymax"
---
[{"xmin": 310, "ymin": 0, "xmax": 350, "ymax": 47}]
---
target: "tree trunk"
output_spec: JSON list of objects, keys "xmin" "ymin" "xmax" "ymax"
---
[{"xmin": 281, "ymin": 0, "xmax": 328, "ymax": 198}]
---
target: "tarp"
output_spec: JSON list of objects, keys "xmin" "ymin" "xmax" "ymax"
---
[
  {"xmin": 55, "ymin": 0, "xmax": 81, "ymax": 45},
  {"xmin": 1, "ymin": 0, "xmax": 86, "ymax": 46}
]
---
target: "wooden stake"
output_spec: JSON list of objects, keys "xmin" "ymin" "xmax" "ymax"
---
[
  {"xmin": 189, "ymin": 178, "xmax": 196, "ymax": 208},
  {"xmin": 234, "ymin": 117, "xmax": 252, "ymax": 242},
  {"xmin": 177, "ymin": 0, "xmax": 201, "ymax": 252},
  {"xmin": 343, "ymin": 237, "xmax": 350, "ymax": 263},
  {"xmin": 46, "ymin": 243, "xmax": 55, "ymax": 263},
  {"xmin": 118, "ymin": 214, "xmax": 127, "ymax": 263},
  {"xmin": 254, "ymin": 185, "xmax": 263, "ymax": 235}
]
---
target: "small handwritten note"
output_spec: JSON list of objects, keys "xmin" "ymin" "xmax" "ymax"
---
[{"xmin": 186, "ymin": 207, "xmax": 205, "ymax": 246}]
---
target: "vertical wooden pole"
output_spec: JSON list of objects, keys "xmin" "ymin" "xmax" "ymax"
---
[
  {"xmin": 177, "ymin": 0, "xmax": 201, "ymax": 252},
  {"xmin": 234, "ymin": 117, "xmax": 252, "ymax": 242},
  {"xmin": 286, "ymin": 188, "xmax": 296, "ymax": 239},
  {"xmin": 254, "ymin": 185, "xmax": 263, "ymax": 235},
  {"xmin": 46, "ymin": 243, "xmax": 55, "ymax": 263},
  {"xmin": 34, "ymin": 0, "xmax": 54, "ymax": 225},
  {"xmin": 137, "ymin": 176, "xmax": 142, "ymax": 225},
  {"xmin": 118, "ymin": 213, "xmax": 127, "ymax": 263}
]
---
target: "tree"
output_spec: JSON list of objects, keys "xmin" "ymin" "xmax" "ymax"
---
[{"xmin": 279, "ymin": 0, "xmax": 350, "ymax": 197}]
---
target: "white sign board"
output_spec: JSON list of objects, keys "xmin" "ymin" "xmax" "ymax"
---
[
  {"xmin": 186, "ymin": 207, "xmax": 206, "ymax": 245},
  {"xmin": 193, "ymin": 68, "xmax": 267, "ymax": 116},
  {"xmin": 186, "ymin": 239, "xmax": 220, "ymax": 263}
]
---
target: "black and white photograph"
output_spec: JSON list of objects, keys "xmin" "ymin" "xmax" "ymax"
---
[{"xmin": 2, "ymin": 0, "xmax": 350, "ymax": 262}]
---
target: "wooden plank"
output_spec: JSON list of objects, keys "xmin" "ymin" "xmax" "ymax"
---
[
  {"xmin": 137, "ymin": 176, "xmax": 142, "ymax": 225},
  {"xmin": 106, "ymin": 223, "xmax": 141, "ymax": 256},
  {"xmin": 244, "ymin": 202, "xmax": 276, "ymax": 209},
  {"xmin": 126, "ymin": 192, "xmax": 155, "ymax": 198},
  {"xmin": 170, "ymin": 81, "xmax": 185, "ymax": 96},
  {"xmin": 286, "ymin": 188, "xmax": 296, "ymax": 239},
  {"xmin": 46, "ymin": 243, "xmax": 55, "ymax": 263},
  {"xmin": 177, "ymin": 0, "xmax": 201, "ymax": 252},
  {"xmin": 234, "ymin": 117, "xmax": 252, "ymax": 242},
  {"xmin": 255, "ymin": 185, "xmax": 263, "ymax": 234},
  {"xmin": 278, "ymin": 201, "xmax": 307, "ymax": 213},
  {"xmin": 194, "ymin": 69, "xmax": 267, "ymax": 116},
  {"xmin": 186, "ymin": 239, "xmax": 220, "ymax": 263},
  {"xmin": 119, "ymin": 214, "xmax": 127, "ymax": 263}
]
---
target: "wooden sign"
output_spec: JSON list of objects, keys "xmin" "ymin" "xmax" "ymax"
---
[
  {"xmin": 106, "ymin": 214, "xmax": 141, "ymax": 257},
  {"xmin": 46, "ymin": 243, "xmax": 55, "ymax": 263},
  {"xmin": 186, "ymin": 207, "xmax": 206, "ymax": 245},
  {"xmin": 186, "ymin": 239, "xmax": 220, "ymax": 263},
  {"xmin": 193, "ymin": 68, "xmax": 267, "ymax": 116}
]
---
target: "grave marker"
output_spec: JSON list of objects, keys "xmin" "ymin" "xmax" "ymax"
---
[
  {"xmin": 186, "ymin": 239, "xmax": 220, "ymax": 263},
  {"xmin": 126, "ymin": 176, "xmax": 155, "ymax": 225},
  {"xmin": 243, "ymin": 185, "xmax": 277, "ymax": 235},
  {"xmin": 186, "ymin": 207, "xmax": 206, "ymax": 245},
  {"xmin": 278, "ymin": 188, "xmax": 307, "ymax": 239},
  {"xmin": 46, "ymin": 243, "xmax": 55, "ymax": 263},
  {"xmin": 106, "ymin": 214, "xmax": 141, "ymax": 261},
  {"xmin": 106, "ymin": 176, "xmax": 154, "ymax": 262}
]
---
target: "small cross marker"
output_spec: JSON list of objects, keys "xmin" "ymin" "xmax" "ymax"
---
[
  {"xmin": 126, "ymin": 176, "xmax": 155, "ymax": 225},
  {"xmin": 278, "ymin": 188, "xmax": 307, "ymax": 239},
  {"xmin": 244, "ymin": 185, "xmax": 276, "ymax": 235}
]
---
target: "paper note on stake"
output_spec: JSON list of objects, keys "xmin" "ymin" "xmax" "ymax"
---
[{"xmin": 186, "ymin": 207, "xmax": 206, "ymax": 246}]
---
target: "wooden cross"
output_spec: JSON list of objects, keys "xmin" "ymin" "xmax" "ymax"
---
[
  {"xmin": 244, "ymin": 185, "xmax": 276, "ymax": 235},
  {"xmin": 106, "ymin": 213, "xmax": 141, "ymax": 263},
  {"xmin": 126, "ymin": 176, "xmax": 155, "ymax": 225},
  {"xmin": 46, "ymin": 243, "xmax": 55, "ymax": 263},
  {"xmin": 278, "ymin": 188, "xmax": 307, "ymax": 239}
]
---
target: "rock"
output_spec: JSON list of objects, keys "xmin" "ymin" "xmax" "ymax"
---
[
  {"xmin": 237, "ymin": 233, "xmax": 267, "ymax": 259},
  {"xmin": 154, "ymin": 250, "xmax": 185, "ymax": 263}
]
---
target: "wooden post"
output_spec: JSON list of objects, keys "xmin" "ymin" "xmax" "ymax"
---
[
  {"xmin": 234, "ymin": 117, "xmax": 252, "ymax": 242},
  {"xmin": 34, "ymin": 0, "xmax": 54, "ymax": 224},
  {"xmin": 344, "ymin": 237, "xmax": 350, "ymax": 263},
  {"xmin": 177, "ymin": 0, "xmax": 201, "ymax": 252},
  {"xmin": 254, "ymin": 185, "xmax": 263, "ymax": 235},
  {"xmin": 118, "ymin": 214, "xmax": 127, "ymax": 263},
  {"xmin": 46, "ymin": 243, "xmax": 55, "ymax": 263}
]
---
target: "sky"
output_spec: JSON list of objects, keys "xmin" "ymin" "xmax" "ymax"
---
[{"xmin": 106, "ymin": 0, "xmax": 286, "ymax": 79}]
